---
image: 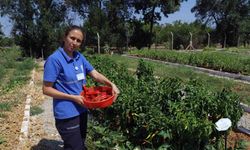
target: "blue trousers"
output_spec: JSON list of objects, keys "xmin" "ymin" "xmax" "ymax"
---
[{"xmin": 55, "ymin": 112, "xmax": 88, "ymax": 150}]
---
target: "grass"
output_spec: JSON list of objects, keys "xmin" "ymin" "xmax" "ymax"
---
[
  {"xmin": 0, "ymin": 47, "xmax": 35, "ymax": 93},
  {"xmin": 30, "ymin": 106, "xmax": 44, "ymax": 116},
  {"xmin": 0, "ymin": 113, "xmax": 7, "ymax": 118},
  {"xmin": 0, "ymin": 47, "xmax": 36, "ymax": 121},
  {"xmin": 0, "ymin": 101, "xmax": 13, "ymax": 111},
  {"xmin": 105, "ymin": 54, "xmax": 250, "ymax": 105},
  {"xmin": 0, "ymin": 136, "xmax": 6, "ymax": 145},
  {"xmin": 0, "ymin": 101, "xmax": 18, "ymax": 118},
  {"xmin": 234, "ymin": 139, "xmax": 250, "ymax": 149}
]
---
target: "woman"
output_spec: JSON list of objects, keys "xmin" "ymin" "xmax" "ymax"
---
[{"xmin": 43, "ymin": 25, "xmax": 120, "ymax": 150}]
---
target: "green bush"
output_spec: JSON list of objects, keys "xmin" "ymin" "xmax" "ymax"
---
[{"xmin": 86, "ymin": 55, "xmax": 243, "ymax": 149}]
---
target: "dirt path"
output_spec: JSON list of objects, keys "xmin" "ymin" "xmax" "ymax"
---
[
  {"xmin": 25, "ymin": 98, "xmax": 63, "ymax": 150},
  {"xmin": 24, "ymin": 61, "xmax": 63, "ymax": 150}
]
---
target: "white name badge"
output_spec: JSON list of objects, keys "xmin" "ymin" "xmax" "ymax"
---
[{"xmin": 76, "ymin": 73, "xmax": 85, "ymax": 80}]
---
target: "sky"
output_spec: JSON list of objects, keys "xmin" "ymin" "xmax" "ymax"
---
[
  {"xmin": 160, "ymin": 0, "xmax": 196, "ymax": 24},
  {"xmin": 0, "ymin": 0, "xmax": 196, "ymax": 37},
  {"xmin": 0, "ymin": 15, "xmax": 12, "ymax": 37}
]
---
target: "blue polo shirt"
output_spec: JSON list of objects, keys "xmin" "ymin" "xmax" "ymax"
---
[{"xmin": 43, "ymin": 47, "xmax": 94, "ymax": 119}]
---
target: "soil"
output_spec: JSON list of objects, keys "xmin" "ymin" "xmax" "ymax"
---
[
  {"xmin": 228, "ymin": 131, "xmax": 250, "ymax": 149},
  {"xmin": 0, "ymin": 86, "xmax": 27, "ymax": 150},
  {"xmin": 0, "ymin": 59, "xmax": 249, "ymax": 150},
  {"xmin": 0, "ymin": 60, "xmax": 62, "ymax": 150}
]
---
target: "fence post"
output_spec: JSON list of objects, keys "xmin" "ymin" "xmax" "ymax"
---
[
  {"xmin": 170, "ymin": 32, "xmax": 173, "ymax": 50},
  {"xmin": 207, "ymin": 32, "xmax": 210, "ymax": 47},
  {"xmin": 237, "ymin": 36, "xmax": 240, "ymax": 48},
  {"xmin": 223, "ymin": 33, "xmax": 227, "ymax": 48},
  {"xmin": 97, "ymin": 32, "xmax": 100, "ymax": 54},
  {"xmin": 185, "ymin": 32, "xmax": 194, "ymax": 50}
]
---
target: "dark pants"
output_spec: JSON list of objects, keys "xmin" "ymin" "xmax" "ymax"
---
[{"xmin": 55, "ymin": 112, "xmax": 88, "ymax": 150}]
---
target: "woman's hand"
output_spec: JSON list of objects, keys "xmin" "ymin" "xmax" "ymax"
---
[
  {"xmin": 72, "ymin": 95, "xmax": 85, "ymax": 106},
  {"xmin": 111, "ymin": 83, "xmax": 120, "ymax": 102},
  {"xmin": 88, "ymin": 70, "xmax": 120, "ymax": 101}
]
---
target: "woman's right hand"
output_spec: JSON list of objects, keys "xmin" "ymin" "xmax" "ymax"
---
[
  {"xmin": 43, "ymin": 82, "xmax": 86, "ymax": 107},
  {"xmin": 72, "ymin": 95, "xmax": 85, "ymax": 106}
]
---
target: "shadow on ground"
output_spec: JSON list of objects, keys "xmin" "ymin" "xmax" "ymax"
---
[{"xmin": 30, "ymin": 138, "xmax": 63, "ymax": 150}]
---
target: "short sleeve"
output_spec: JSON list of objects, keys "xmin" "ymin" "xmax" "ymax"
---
[
  {"xmin": 81, "ymin": 55, "xmax": 94, "ymax": 74},
  {"xmin": 43, "ymin": 56, "xmax": 61, "ymax": 82}
]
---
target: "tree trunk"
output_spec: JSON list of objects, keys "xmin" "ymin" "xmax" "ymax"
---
[
  {"xmin": 97, "ymin": 32, "xmax": 100, "ymax": 54},
  {"xmin": 223, "ymin": 33, "xmax": 227, "ymax": 48},
  {"xmin": 147, "ymin": 5, "xmax": 156, "ymax": 50}
]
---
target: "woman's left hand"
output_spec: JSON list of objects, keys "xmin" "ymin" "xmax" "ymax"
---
[{"xmin": 111, "ymin": 84, "xmax": 120, "ymax": 102}]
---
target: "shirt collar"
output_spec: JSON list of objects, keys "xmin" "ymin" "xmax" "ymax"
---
[{"xmin": 59, "ymin": 47, "xmax": 80, "ymax": 62}]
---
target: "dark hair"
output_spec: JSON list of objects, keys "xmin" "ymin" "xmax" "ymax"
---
[
  {"xmin": 64, "ymin": 25, "xmax": 84, "ymax": 37},
  {"xmin": 61, "ymin": 25, "xmax": 85, "ymax": 47}
]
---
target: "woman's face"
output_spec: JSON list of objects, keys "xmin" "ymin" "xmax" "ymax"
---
[{"xmin": 63, "ymin": 29, "xmax": 83, "ymax": 53}]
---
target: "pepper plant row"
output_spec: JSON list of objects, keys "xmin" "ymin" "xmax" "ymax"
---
[
  {"xmin": 87, "ymin": 55, "xmax": 243, "ymax": 149},
  {"xmin": 129, "ymin": 49, "xmax": 250, "ymax": 75}
]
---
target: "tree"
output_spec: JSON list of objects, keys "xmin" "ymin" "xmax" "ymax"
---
[
  {"xmin": 66, "ymin": 0, "xmax": 186, "ymax": 50},
  {"xmin": 67, "ymin": 0, "xmax": 130, "ymax": 52},
  {"xmin": 191, "ymin": 0, "xmax": 250, "ymax": 47},
  {"xmin": 82, "ymin": 3, "xmax": 105, "ymax": 51},
  {"xmin": 128, "ymin": 0, "xmax": 185, "ymax": 49},
  {"xmin": 64, "ymin": 0, "xmax": 92, "ymax": 17},
  {"xmin": 33, "ymin": 0, "xmax": 68, "ymax": 58},
  {"xmin": 105, "ymin": 0, "xmax": 130, "ymax": 50},
  {"xmin": 238, "ymin": 17, "xmax": 250, "ymax": 47},
  {"xmin": 0, "ymin": 0, "xmax": 68, "ymax": 58},
  {"xmin": 4, "ymin": 0, "xmax": 37, "ymax": 56},
  {"xmin": 83, "ymin": 2, "xmax": 110, "ymax": 49},
  {"xmin": 130, "ymin": 20, "xmax": 151, "ymax": 49},
  {"xmin": 0, "ymin": 23, "xmax": 3, "ymax": 36},
  {"xmin": 0, "ymin": 23, "xmax": 4, "ymax": 46},
  {"xmin": 153, "ymin": 21, "xmax": 211, "ymax": 50}
]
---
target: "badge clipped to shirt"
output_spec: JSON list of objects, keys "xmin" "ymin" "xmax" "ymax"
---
[{"xmin": 76, "ymin": 73, "xmax": 85, "ymax": 80}]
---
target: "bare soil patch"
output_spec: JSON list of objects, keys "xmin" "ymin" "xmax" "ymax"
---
[{"xmin": 0, "ymin": 81, "xmax": 30, "ymax": 150}]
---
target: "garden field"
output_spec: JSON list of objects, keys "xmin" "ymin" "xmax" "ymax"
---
[
  {"xmin": 84, "ymin": 53, "xmax": 249, "ymax": 149},
  {"xmin": 129, "ymin": 48, "xmax": 250, "ymax": 76},
  {"xmin": 0, "ymin": 47, "xmax": 250, "ymax": 150},
  {"xmin": 108, "ymin": 54, "xmax": 250, "ymax": 106},
  {"xmin": 1, "ymin": 0, "xmax": 250, "ymax": 149}
]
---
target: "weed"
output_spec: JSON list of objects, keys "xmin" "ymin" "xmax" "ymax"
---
[
  {"xmin": 0, "ymin": 136, "xmax": 6, "ymax": 145},
  {"xmin": 0, "ymin": 102, "xmax": 12, "ymax": 111},
  {"xmin": 0, "ymin": 113, "xmax": 7, "ymax": 118},
  {"xmin": 30, "ymin": 106, "xmax": 44, "ymax": 116},
  {"xmin": 234, "ymin": 139, "xmax": 250, "ymax": 150}
]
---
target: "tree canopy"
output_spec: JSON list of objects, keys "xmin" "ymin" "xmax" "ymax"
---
[
  {"xmin": 0, "ymin": 0, "xmax": 68, "ymax": 57},
  {"xmin": 1, "ymin": 0, "xmax": 250, "ymax": 56},
  {"xmin": 192, "ymin": 0, "xmax": 250, "ymax": 46},
  {"xmin": 127, "ymin": 0, "xmax": 185, "ymax": 48},
  {"xmin": 0, "ymin": 24, "xmax": 3, "ymax": 36}
]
